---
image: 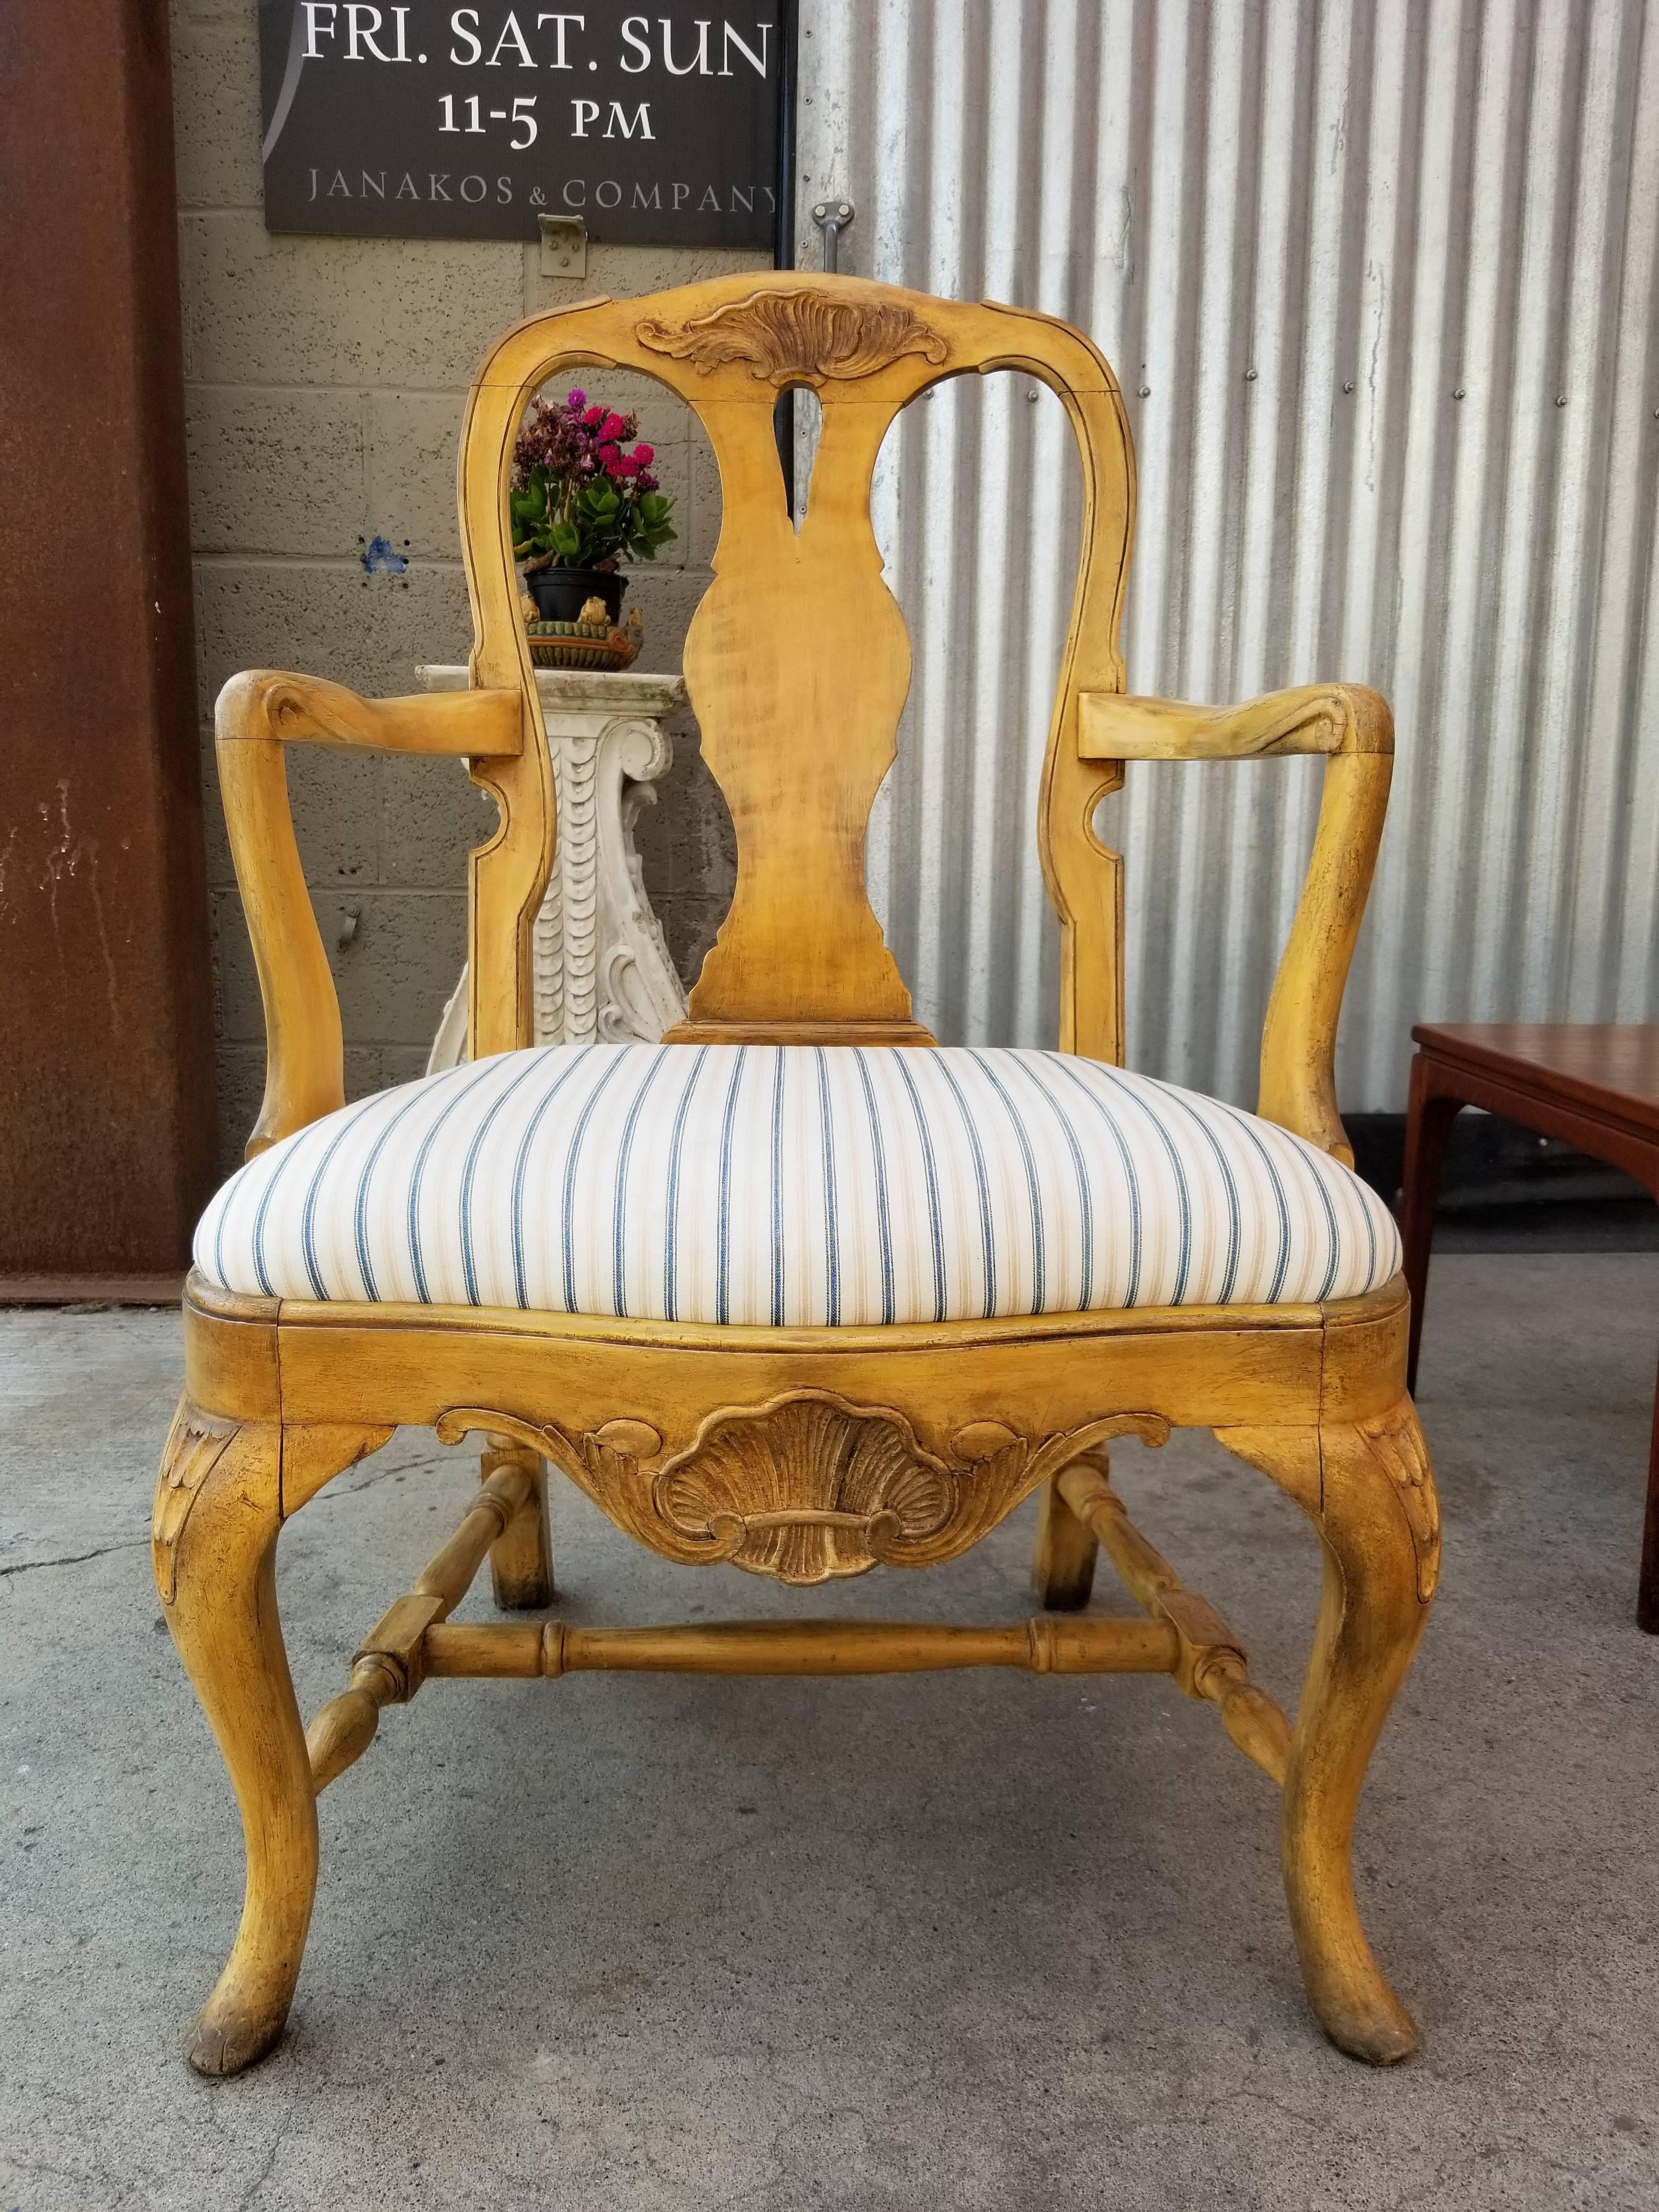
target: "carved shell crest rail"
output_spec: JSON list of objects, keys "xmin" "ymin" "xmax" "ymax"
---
[
  {"xmin": 636, "ymin": 290, "xmax": 949, "ymax": 388},
  {"xmin": 436, "ymin": 1393, "xmax": 1170, "ymax": 1585}
]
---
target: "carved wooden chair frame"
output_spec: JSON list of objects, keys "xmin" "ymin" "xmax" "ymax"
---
[{"xmin": 159, "ymin": 273, "xmax": 1437, "ymax": 2078}]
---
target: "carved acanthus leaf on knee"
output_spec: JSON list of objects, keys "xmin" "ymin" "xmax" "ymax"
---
[
  {"xmin": 1355, "ymin": 1400, "xmax": 1441, "ymax": 1601},
  {"xmin": 152, "ymin": 1398, "xmax": 243, "ymax": 1603}
]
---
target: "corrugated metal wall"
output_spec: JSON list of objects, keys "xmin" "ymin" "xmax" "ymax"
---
[{"xmin": 797, "ymin": 0, "xmax": 1659, "ymax": 1110}]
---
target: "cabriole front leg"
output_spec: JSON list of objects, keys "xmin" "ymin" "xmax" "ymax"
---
[
  {"xmin": 1220, "ymin": 1398, "xmax": 1440, "ymax": 2064},
  {"xmin": 153, "ymin": 1401, "xmax": 315, "ymax": 2075}
]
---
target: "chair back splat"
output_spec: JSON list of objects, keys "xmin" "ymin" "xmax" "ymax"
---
[{"xmin": 459, "ymin": 274, "xmax": 1136, "ymax": 1062}]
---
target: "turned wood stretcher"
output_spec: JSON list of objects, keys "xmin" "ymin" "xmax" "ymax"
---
[{"xmin": 156, "ymin": 274, "xmax": 1438, "ymax": 2077}]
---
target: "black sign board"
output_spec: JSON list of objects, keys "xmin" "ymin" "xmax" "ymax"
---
[{"xmin": 258, "ymin": 1, "xmax": 783, "ymax": 247}]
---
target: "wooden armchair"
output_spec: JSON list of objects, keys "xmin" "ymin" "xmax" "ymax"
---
[{"xmin": 158, "ymin": 273, "xmax": 1437, "ymax": 2078}]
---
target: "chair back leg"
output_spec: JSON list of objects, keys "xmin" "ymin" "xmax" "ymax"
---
[
  {"xmin": 481, "ymin": 1440, "xmax": 555, "ymax": 1610},
  {"xmin": 1031, "ymin": 1451, "xmax": 1105, "ymax": 1610}
]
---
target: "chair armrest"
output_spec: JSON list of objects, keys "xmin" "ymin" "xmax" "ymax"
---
[
  {"xmin": 215, "ymin": 670, "xmax": 522, "ymax": 1159},
  {"xmin": 1076, "ymin": 683, "xmax": 1393, "ymax": 1164},
  {"xmin": 1077, "ymin": 682, "xmax": 1391, "ymax": 762}
]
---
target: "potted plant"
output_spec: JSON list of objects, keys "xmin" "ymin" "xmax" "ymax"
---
[{"xmin": 510, "ymin": 389, "xmax": 676, "ymax": 625}]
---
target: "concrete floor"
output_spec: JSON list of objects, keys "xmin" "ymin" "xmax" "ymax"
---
[{"xmin": 1, "ymin": 1255, "xmax": 1656, "ymax": 2211}]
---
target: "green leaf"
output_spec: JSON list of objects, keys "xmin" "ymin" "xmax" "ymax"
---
[{"xmin": 625, "ymin": 512, "xmax": 675, "ymax": 560}]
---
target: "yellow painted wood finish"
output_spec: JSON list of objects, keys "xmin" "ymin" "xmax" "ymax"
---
[
  {"xmin": 478, "ymin": 1437, "xmax": 555, "ymax": 1609},
  {"xmin": 1055, "ymin": 1458, "xmax": 1293, "ymax": 1786},
  {"xmin": 453, "ymin": 277, "xmax": 1133, "ymax": 1053},
  {"xmin": 152, "ymin": 1406, "xmax": 383, "ymax": 2073},
  {"xmin": 1077, "ymin": 683, "xmax": 1393, "ymax": 1164},
  {"xmin": 304, "ymin": 1454, "xmax": 535, "ymax": 1790},
  {"xmin": 168, "ymin": 275, "xmax": 1437, "ymax": 2080},
  {"xmin": 1220, "ymin": 1407, "xmax": 1438, "ymax": 2062},
  {"xmin": 428, "ymin": 1614, "xmax": 1182, "ymax": 1677},
  {"xmin": 1077, "ymin": 681, "xmax": 1391, "ymax": 761},
  {"xmin": 188, "ymin": 1277, "xmax": 1407, "ymax": 1444},
  {"xmin": 165, "ymin": 1257, "xmax": 1435, "ymax": 2070},
  {"xmin": 212, "ymin": 280, "xmax": 1396, "ymax": 1108},
  {"xmin": 214, "ymin": 671, "xmax": 522, "ymax": 1153},
  {"xmin": 1031, "ymin": 1454, "xmax": 1104, "ymax": 1610}
]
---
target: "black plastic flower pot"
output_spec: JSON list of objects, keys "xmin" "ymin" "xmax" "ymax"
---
[{"xmin": 524, "ymin": 567, "xmax": 624, "ymax": 624}]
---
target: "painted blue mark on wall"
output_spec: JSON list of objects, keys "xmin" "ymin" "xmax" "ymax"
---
[{"xmin": 360, "ymin": 534, "xmax": 408, "ymax": 575}]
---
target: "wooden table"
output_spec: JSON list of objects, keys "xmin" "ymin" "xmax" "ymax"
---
[{"xmin": 1402, "ymin": 1023, "xmax": 1659, "ymax": 1632}]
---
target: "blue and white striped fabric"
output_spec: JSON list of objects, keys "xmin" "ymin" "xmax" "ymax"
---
[{"xmin": 195, "ymin": 1045, "xmax": 1400, "ymax": 1323}]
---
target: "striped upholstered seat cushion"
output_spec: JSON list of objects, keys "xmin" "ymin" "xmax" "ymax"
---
[{"xmin": 195, "ymin": 1044, "xmax": 1400, "ymax": 1324}]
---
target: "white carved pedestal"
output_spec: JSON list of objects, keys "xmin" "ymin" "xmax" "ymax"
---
[{"xmin": 418, "ymin": 665, "xmax": 689, "ymax": 1069}]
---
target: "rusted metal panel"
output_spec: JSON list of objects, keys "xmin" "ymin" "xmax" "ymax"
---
[{"xmin": 0, "ymin": 0, "xmax": 217, "ymax": 1272}]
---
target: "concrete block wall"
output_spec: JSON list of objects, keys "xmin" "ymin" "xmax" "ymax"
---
[{"xmin": 171, "ymin": 0, "xmax": 749, "ymax": 1175}]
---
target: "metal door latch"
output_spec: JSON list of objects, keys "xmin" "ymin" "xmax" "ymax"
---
[
  {"xmin": 811, "ymin": 199, "xmax": 854, "ymax": 272},
  {"xmin": 538, "ymin": 212, "xmax": 588, "ymax": 279}
]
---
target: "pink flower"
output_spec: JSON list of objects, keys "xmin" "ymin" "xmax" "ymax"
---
[
  {"xmin": 611, "ymin": 453, "xmax": 639, "ymax": 478},
  {"xmin": 598, "ymin": 442, "xmax": 622, "ymax": 468},
  {"xmin": 632, "ymin": 443, "xmax": 654, "ymax": 466},
  {"xmin": 601, "ymin": 411, "xmax": 627, "ymax": 440},
  {"xmin": 583, "ymin": 405, "xmax": 604, "ymax": 427}
]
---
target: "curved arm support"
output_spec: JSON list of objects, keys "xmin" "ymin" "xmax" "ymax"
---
[
  {"xmin": 1258, "ymin": 744, "xmax": 1391, "ymax": 1165},
  {"xmin": 1075, "ymin": 682, "xmax": 1393, "ymax": 1163},
  {"xmin": 215, "ymin": 670, "xmax": 522, "ymax": 1158}
]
